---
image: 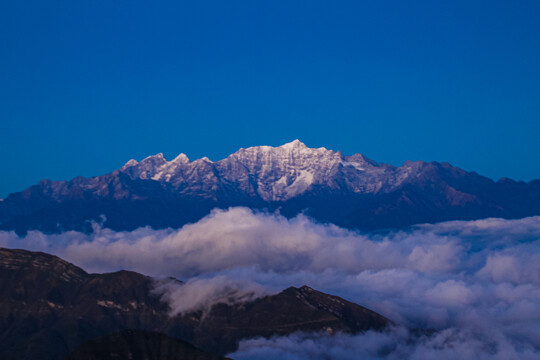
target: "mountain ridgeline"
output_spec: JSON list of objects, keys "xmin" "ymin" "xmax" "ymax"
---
[
  {"xmin": 1, "ymin": 140, "xmax": 539, "ymax": 234},
  {"xmin": 0, "ymin": 248, "xmax": 390, "ymax": 359}
]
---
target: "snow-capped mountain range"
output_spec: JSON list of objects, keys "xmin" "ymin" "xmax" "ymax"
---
[
  {"xmin": 1, "ymin": 140, "xmax": 539, "ymax": 234},
  {"xmin": 120, "ymin": 139, "xmax": 409, "ymax": 201}
]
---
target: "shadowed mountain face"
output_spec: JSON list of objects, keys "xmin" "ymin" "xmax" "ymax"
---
[
  {"xmin": 1, "ymin": 141, "xmax": 539, "ymax": 234},
  {"xmin": 0, "ymin": 248, "xmax": 391, "ymax": 360},
  {"xmin": 66, "ymin": 330, "xmax": 229, "ymax": 360}
]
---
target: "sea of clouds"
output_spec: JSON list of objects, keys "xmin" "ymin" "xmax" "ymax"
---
[{"xmin": 1, "ymin": 207, "xmax": 540, "ymax": 359}]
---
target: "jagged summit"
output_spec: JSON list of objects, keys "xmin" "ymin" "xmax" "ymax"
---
[
  {"xmin": 118, "ymin": 140, "xmax": 381, "ymax": 201},
  {"xmin": 171, "ymin": 153, "xmax": 190, "ymax": 164},
  {"xmin": 279, "ymin": 139, "xmax": 308, "ymax": 149},
  {"xmin": 125, "ymin": 140, "xmax": 325, "ymax": 166},
  {"xmin": 1, "ymin": 141, "xmax": 539, "ymax": 234},
  {"xmin": 122, "ymin": 159, "xmax": 139, "ymax": 168},
  {"xmin": 236, "ymin": 139, "xmax": 308, "ymax": 152}
]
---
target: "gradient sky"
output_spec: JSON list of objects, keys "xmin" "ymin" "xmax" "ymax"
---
[{"xmin": 1, "ymin": 1, "xmax": 540, "ymax": 198}]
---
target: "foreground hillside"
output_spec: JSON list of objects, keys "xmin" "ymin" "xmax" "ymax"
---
[
  {"xmin": 66, "ymin": 330, "xmax": 230, "ymax": 360},
  {"xmin": 0, "ymin": 248, "xmax": 390, "ymax": 360}
]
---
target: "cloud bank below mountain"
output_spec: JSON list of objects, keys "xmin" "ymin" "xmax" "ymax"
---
[{"xmin": 2, "ymin": 208, "xmax": 540, "ymax": 359}]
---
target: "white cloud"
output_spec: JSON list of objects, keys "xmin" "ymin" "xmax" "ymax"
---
[
  {"xmin": 230, "ymin": 327, "xmax": 540, "ymax": 360},
  {"xmin": 153, "ymin": 276, "xmax": 270, "ymax": 316},
  {"xmin": 2, "ymin": 208, "xmax": 540, "ymax": 358}
]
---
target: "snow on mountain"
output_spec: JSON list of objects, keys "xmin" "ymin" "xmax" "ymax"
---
[
  {"xmin": 118, "ymin": 140, "xmax": 393, "ymax": 201},
  {"xmin": 2, "ymin": 140, "xmax": 539, "ymax": 234}
]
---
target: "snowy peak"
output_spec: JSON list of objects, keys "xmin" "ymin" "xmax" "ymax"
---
[
  {"xmin": 121, "ymin": 159, "xmax": 139, "ymax": 170},
  {"xmin": 171, "ymin": 153, "xmax": 190, "ymax": 164},
  {"xmin": 121, "ymin": 153, "xmax": 167, "ymax": 180},
  {"xmin": 142, "ymin": 153, "xmax": 166, "ymax": 164},
  {"xmin": 222, "ymin": 141, "xmax": 348, "ymax": 200},
  {"xmin": 117, "ymin": 141, "xmax": 387, "ymax": 200},
  {"xmin": 229, "ymin": 140, "xmax": 342, "ymax": 166},
  {"xmin": 280, "ymin": 139, "xmax": 307, "ymax": 150},
  {"xmin": 3, "ymin": 140, "xmax": 540, "ymax": 235}
]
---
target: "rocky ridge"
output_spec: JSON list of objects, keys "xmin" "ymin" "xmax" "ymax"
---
[
  {"xmin": 1, "ymin": 140, "xmax": 539, "ymax": 233},
  {"xmin": 0, "ymin": 247, "xmax": 391, "ymax": 359}
]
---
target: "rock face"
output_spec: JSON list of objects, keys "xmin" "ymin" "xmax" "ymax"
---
[
  {"xmin": 0, "ymin": 248, "xmax": 391, "ymax": 360},
  {"xmin": 1, "ymin": 140, "xmax": 539, "ymax": 234}
]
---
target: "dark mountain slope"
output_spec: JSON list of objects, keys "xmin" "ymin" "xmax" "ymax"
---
[
  {"xmin": 0, "ymin": 248, "xmax": 391, "ymax": 359},
  {"xmin": 66, "ymin": 330, "xmax": 229, "ymax": 360}
]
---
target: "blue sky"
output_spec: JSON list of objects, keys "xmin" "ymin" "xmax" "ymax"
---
[{"xmin": 1, "ymin": 0, "xmax": 539, "ymax": 197}]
